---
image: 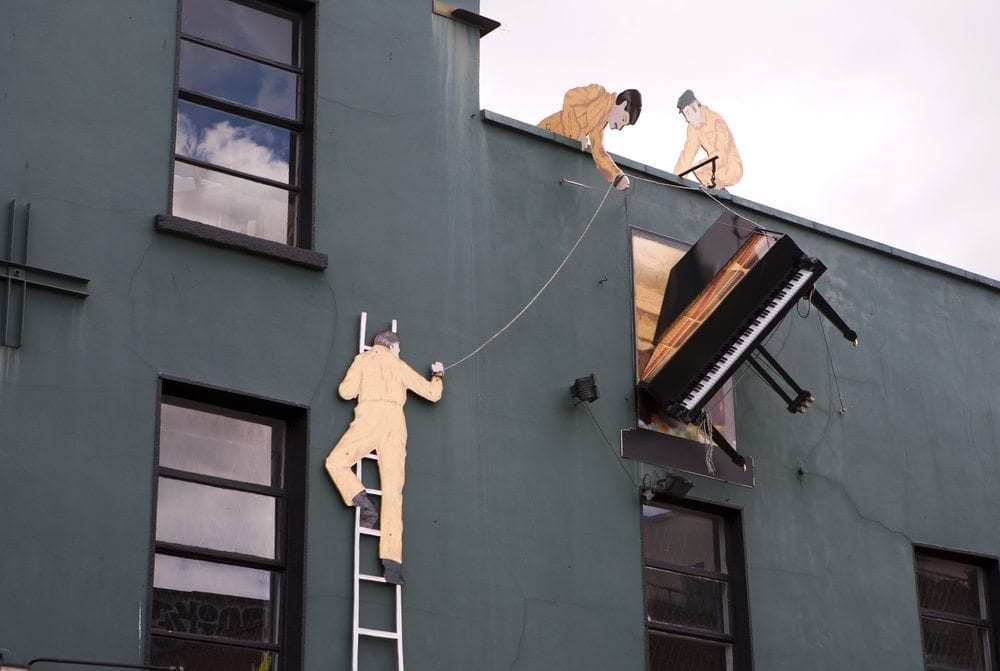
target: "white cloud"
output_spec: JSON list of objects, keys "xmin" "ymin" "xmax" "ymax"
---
[
  {"xmin": 176, "ymin": 114, "xmax": 289, "ymax": 183},
  {"xmin": 173, "ymin": 115, "xmax": 291, "ymax": 243}
]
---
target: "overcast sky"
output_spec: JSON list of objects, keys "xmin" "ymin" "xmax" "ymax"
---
[{"xmin": 479, "ymin": 0, "xmax": 999, "ymax": 281}]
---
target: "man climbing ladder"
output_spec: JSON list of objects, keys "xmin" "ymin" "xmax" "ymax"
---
[{"xmin": 325, "ymin": 329, "xmax": 445, "ymax": 585}]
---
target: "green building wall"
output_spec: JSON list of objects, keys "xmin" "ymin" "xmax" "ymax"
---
[{"xmin": 1, "ymin": 2, "xmax": 998, "ymax": 670}]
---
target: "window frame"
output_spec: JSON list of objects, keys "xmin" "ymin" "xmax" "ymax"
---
[
  {"xmin": 640, "ymin": 495, "xmax": 754, "ymax": 671},
  {"xmin": 623, "ymin": 225, "xmax": 752, "ymax": 487},
  {"xmin": 914, "ymin": 544, "xmax": 1000, "ymax": 671},
  {"xmin": 160, "ymin": 0, "xmax": 325, "ymax": 270},
  {"xmin": 147, "ymin": 377, "xmax": 308, "ymax": 671}
]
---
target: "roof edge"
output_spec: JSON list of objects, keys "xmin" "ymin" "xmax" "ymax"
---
[{"xmin": 480, "ymin": 109, "xmax": 999, "ymax": 292}]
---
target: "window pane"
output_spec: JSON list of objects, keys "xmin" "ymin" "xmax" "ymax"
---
[
  {"xmin": 173, "ymin": 160, "xmax": 294, "ymax": 244},
  {"xmin": 631, "ymin": 228, "xmax": 739, "ymax": 449},
  {"xmin": 150, "ymin": 636, "xmax": 276, "ymax": 671},
  {"xmin": 179, "ymin": 40, "xmax": 299, "ymax": 120},
  {"xmin": 181, "ymin": 0, "xmax": 295, "ymax": 65},
  {"xmin": 177, "ymin": 101, "xmax": 295, "ymax": 184},
  {"xmin": 922, "ymin": 616, "xmax": 990, "ymax": 671},
  {"xmin": 156, "ymin": 478, "xmax": 276, "ymax": 558},
  {"xmin": 917, "ymin": 556, "xmax": 987, "ymax": 619},
  {"xmin": 160, "ymin": 403, "xmax": 275, "ymax": 485},
  {"xmin": 153, "ymin": 554, "xmax": 277, "ymax": 643},
  {"xmin": 645, "ymin": 567, "xmax": 729, "ymax": 633},
  {"xmin": 648, "ymin": 631, "xmax": 729, "ymax": 671},
  {"xmin": 642, "ymin": 505, "xmax": 727, "ymax": 574}
]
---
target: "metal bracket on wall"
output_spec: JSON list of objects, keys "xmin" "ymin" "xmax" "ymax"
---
[{"xmin": 1, "ymin": 200, "xmax": 90, "ymax": 348}]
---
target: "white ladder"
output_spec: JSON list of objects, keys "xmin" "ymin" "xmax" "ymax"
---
[{"xmin": 352, "ymin": 312, "xmax": 404, "ymax": 671}]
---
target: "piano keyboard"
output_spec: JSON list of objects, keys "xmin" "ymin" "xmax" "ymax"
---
[{"xmin": 675, "ymin": 267, "xmax": 815, "ymax": 417}]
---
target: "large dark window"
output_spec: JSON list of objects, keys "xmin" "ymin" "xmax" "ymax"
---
[
  {"xmin": 149, "ymin": 379, "xmax": 306, "ymax": 671},
  {"xmin": 641, "ymin": 500, "xmax": 752, "ymax": 670},
  {"xmin": 915, "ymin": 546, "xmax": 1000, "ymax": 671},
  {"xmin": 171, "ymin": 0, "xmax": 313, "ymax": 248}
]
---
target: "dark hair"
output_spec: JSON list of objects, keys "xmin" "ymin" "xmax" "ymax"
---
[
  {"xmin": 676, "ymin": 89, "xmax": 698, "ymax": 112},
  {"xmin": 616, "ymin": 89, "xmax": 642, "ymax": 125},
  {"xmin": 373, "ymin": 330, "xmax": 400, "ymax": 348}
]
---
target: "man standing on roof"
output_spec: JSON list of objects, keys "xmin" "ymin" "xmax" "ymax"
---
[
  {"xmin": 325, "ymin": 330, "xmax": 444, "ymax": 585},
  {"xmin": 539, "ymin": 84, "xmax": 642, "ymax": 190},
  {"xmin": 674, "ymin": 89, "xmax": 743, "ymax": 189}
]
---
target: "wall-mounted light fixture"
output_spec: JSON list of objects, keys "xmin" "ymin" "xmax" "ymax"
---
[
  {"xmin": 570, "ymin": 373, "xmax": 600, "ymax": 405},
  {"xmin": 641, "ymin": 473, "xmax": 695, "ymax": 501}
]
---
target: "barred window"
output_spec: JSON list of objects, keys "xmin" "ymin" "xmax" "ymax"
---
[
  {"xmin": 641, "ymin": 501, "xmax": 752, "ymax": 670},
  {"xmin": 915, "ymin": 547, "xmax": 999, "ymax": 671}
]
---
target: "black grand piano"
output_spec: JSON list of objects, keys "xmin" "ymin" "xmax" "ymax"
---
[{"xmin": 637, "ymin": 213, "xmax": 858, "ymax": 466}]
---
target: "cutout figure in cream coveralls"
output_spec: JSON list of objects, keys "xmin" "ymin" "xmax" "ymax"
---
[{"xmin": 325, "ymin": 330, "xmax": 444, "ymax": 585}]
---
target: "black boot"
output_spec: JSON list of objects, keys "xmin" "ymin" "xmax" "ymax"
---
[
  {"xmin": 382, "ymin": 559, "xmax": 404, "ymax": 585},
  {"xmin": 351, "ymin": 492, "xmax": 378, "ymax": 529}
]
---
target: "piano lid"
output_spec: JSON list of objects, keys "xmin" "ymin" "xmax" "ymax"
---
[
  {"xmin": 638, "ymin": 212, "xmax": 827, "ymax": 418},
  {"xmin": 642, "ymin": 215, "xmax": 778, "ymax": 383},
  {"xmin": 653, "ymin": 213, "xmax": 764, "ymax": 342}
]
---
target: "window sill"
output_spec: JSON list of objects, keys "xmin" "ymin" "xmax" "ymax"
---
[
  {"xmin": 621, "ymin": 428, "xmax": 754, "ymax": 487},
  {"xmin": 154, "ymin": 214, "xmax": 328, "ymax": 270}
]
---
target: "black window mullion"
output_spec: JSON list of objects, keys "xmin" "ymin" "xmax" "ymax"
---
[
  {"xmin": 645, "ymin": 557, "xmax": 728, "ymax": 582},
  {"xmin": 173, "ymin": 155, "xmax": 301, "ymax": 194},
  {"xmin": 646, "ymin": 620, "xmax": 736, "ymax": 645},
  {"xmin": 179, "ymin": 34, "xmax": 303, "ymax": 75},
  {"xmin": 158, "ymin": 466, "xmax": 287, "ymax": 499},
  {"xmin": 178, "ymin": 89, "xmax": 304, "ymax": 132},
  {"xmin": 713, "ymin": 517, "xmax": 723, "ymax": 573},
  {"xmin": 151, "ymin": 628, "xmax": 280, "ymax": 653},
  {"xmin": 156, "ymin": 541, "xmax": 285, "ymax": 572},
  {"xmin": 920, "ymin": 608, "xmax": 993, "ymax": 629}
]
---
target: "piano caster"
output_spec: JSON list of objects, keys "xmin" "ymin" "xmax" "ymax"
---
[{"xmin": 788, "ymin": 391, "xmax": 815, "ymax": 414}]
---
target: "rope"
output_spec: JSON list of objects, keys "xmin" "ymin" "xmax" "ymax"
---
[
  {"xmin": 444, "ymin": 182, "xmax": 615, "ymax": 370},
  {"xmin": 816, "ymin": 299, "xmax": 848, "ymax": 415},
  {"xmin": 629, "ymin": 172, "xmax": 783, "ymax": 240},
  {"xmin": 700, "ymin": 411, "xmax": 717, "ymax": 475},
  {"xmin": 584, "ymin": 402, "xmax": 639, "ymax": 490}
]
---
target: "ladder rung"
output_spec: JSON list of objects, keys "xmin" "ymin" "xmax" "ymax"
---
[
  {"xmin": 359, "ymin": 527, "xmax": 381, "ymax": 537},
  {"xmin": 359, "ymin": 572, "xmax": 387, "ymax": 583},
  {"xmin": 364, "ymin": 453, "xmax": 379, "ymax": 461},
  {"xmin": 364, "ymin": 487, "xmax": 382, "ymax": 496},
  {"xmin": 358, "ymin": 627, "xmax": 400, "ymax": 640}
]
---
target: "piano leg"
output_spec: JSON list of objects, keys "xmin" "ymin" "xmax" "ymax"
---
[
  {"xmin": 748, "ymin": 346, "xmax": 815, "ymax": 414},
  {"xmin": 710, "ymin": 423, "xmax": 747, "ymax": 470},
  {"xmin": 809, "ymin": 289, "xmax": 859, "ymax": 346}
]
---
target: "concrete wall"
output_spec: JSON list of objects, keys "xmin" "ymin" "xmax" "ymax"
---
[{"xmin": 1, "ymin": 1, "xmax": 998, "ymax": 670}]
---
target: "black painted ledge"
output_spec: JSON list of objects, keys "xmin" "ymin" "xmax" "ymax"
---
[{"xmin": 154, "ymin": 214, "xmax": 328, "ymax": 270}]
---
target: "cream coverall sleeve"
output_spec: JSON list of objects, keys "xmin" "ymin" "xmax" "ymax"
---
[
  {"xmin": 560, "ymin": 85, "xmax": 622, "ymax": 184},
  {"xmin": 674, "ymin": 126, "xmax": 703, "ymax": 177},
  {"xmin": 539, "ymin": 85, "xmax": 623, "ymax": 185}
]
